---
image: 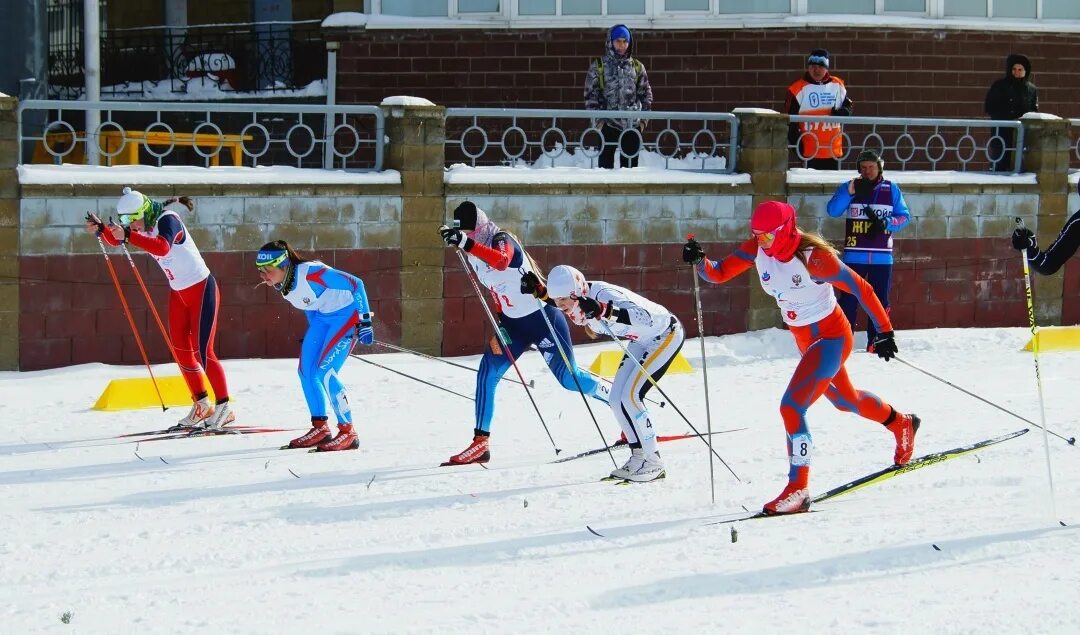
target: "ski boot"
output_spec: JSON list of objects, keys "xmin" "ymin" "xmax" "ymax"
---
[
  {"xmin": 170, "ymin": 395, "xmax": 213, "ymax": 431},
  {"xmin": 885, "ymin": 411, "xmax": 921, "ymax": 465},
  {"xmin": 314, "ymin": 424, "xmax": 359, "ymax": 452},
  {"xmin": 763, "ymin": 467, "xmax": 810, "ymax": 515},
  {"xmin": 623, "ymin": 450, "xmax": 665, "ymax": 483},
  {"xmin": 442, "ymin": 433, "xmax": 490, "ymax": 466},
  {"xmin": 286, "ymin": 419, "xmax": 331, "ymax": 449}
]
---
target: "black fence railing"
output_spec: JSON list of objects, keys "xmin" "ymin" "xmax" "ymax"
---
[{"xmin": 48, "ymin": 17, "xmax": 327, "ymax": 100}]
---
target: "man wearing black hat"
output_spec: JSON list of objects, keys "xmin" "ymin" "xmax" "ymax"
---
[{"xmin": 785, "ymin": 48, "xmax": 853, "ymax": 170}]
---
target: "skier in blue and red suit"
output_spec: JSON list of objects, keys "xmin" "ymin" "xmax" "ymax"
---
[{"xmin": 683, "ymin": 201, "xmax": 919, "ymax": 515}]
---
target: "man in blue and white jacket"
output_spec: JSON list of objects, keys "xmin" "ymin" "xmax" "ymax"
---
[{"xmin": 826, "ymin": 150, "xmax": 911, "ymax": 350}]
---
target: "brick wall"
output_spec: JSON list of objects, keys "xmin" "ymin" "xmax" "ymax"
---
[
  {"xmin": 17, "ymin": 187, "xmax": 403, "ymax": 370},
  {"xmin": 334, "ymin": 27, "xmax": 1080, "ymax": 122}
]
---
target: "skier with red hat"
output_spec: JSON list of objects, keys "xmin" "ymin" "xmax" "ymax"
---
[{"xmin": 682, "ymin": 200, "xmax": 919, "ymax": 515}]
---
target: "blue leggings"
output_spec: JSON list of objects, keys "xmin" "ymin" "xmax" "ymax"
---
[
  {"xmin": 475, "ymin": 304, "xmax": 601, "ymax": 433},
  {"xmin": 298, "ymin": 310, "xmax": 359, "ymax": 425}
]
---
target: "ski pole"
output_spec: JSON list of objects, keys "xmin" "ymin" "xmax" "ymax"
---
[
  {"xmin": 89, "ymin": 222, "xmax": 167, "ymax": 411},
  {"xmin": 688, "ymin": 233, "xmax": 717, "ymax": 504},
  {"xmin": 116, "ymin": 239, "xmax": 184, "ymax": 372},
  {"xmin": 374, "ymin": 340, "xmax": 534, "ymax": 388},
  {"xmin": 532, "ymin": 295, "xmax": 617, "ymax": 469},
  {"xmin": 894, "ymin": 355, "xmax": 1074, "ymax": 446},
  {"xmin": 349, "ymin": 352, "xmax": 473, "ymax": 401},
  {"xmin": 454, "ymin": 247, "xmax": 561, "ymax": 455},
  {"xmin": 1016, "ymin": 216, "xmax": 1058, "ymax": 520},
  {"xmin": 594, "ymin": 320, "xmax": 741, "ymax": 482}
]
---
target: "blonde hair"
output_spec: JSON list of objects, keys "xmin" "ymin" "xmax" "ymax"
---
[{"xmin": 793, "ymin": 230, "xmax": 839, "ymax": 266}]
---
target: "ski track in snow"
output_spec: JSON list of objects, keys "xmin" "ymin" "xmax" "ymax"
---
[{"xmin": 1, "ymin": 327, "xmax": 1078, "ymax": 634}]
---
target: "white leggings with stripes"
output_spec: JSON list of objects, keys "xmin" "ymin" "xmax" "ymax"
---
[{"xmin": 609, "ymin": 318, "xmax": 685, "ymax": 455}]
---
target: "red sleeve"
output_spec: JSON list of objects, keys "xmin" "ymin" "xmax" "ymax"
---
[
  {"xmin": 805, "ymin": 247, "xmax": 893, "ymax": 333},
  {"xmin": 697, "ymin": 237, "xmax": 757, "ymax": 284},
  {"xmin": 99, "ymin": 229, "xmax": 122, "ymax": 247},
  {"xmin": 467, "ymin": 234, "xmax": 513, "ymax": 271},
  {"xmin": 127, "ymin": 231, "xmax": 171, "ymax": 258}
]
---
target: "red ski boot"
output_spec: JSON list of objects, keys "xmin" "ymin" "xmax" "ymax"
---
[
  {"xmin": 442, "ymin": 434, "xmax": 490, "ymax": 466},
  {"xmin": 885, "ymin": 412, "xmax": 921, "ymax": 465},
  {"xmin": 763, "ymin": 467, "xmax": 810, "ymax": 516},
  {"xmin": 315, "ymin": 424, "xmax": 360, "ymax": 452},
  {"xmin": 287, "ymin": 419, "xmax": 331, "ymax": 449}
]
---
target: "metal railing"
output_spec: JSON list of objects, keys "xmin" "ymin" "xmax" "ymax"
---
[
  {"xmin": 445, "ymin": 108, "xmax": 739, "ymax": 172},
  {"xmin": 788, "ymin": 115, "xmax": 1024, "ymax": 173},
  {"xmin": 1071, "ymin": 119, "xmax": 1080, "ymax": 168},
  {"xmin": 48, "ymin": 17, "xmax": 326, "ymax": 100},
  {"xmin": 19, "ymin": 100, "xmax": 384, "ymax": 171}
]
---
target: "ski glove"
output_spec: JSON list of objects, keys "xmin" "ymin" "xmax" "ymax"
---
[
  {"xmin": 85, "ymin": 211, "xmax": 105, "ymax": 236},
  {"xmin": 520, "ymin": 271, "xmax": 547, "ymax": 299},
  {"xmin": 439, "ymin": 225, "xmax": 474, "ymax": 251},
  {"xmin": 866, "ymin": 212, "xmax": 889, "ymax": 238},
  {"xmin": 577, "ymin": 296, "xmax": 614, "ymax": 320},
  {"xmin": 873, "ymin": 330, "xmax": 898, "ymax": 361},
  {"xmin": 1011, "ymin": 227, "xmax": 1037, "ymax": 251},
  {"xmin": 355, "ymin": 313, "xmax": 374, "ymax": 346},
  {"xmin": 682, "ymin": 238, "xmax": 705, "ymax": 265}
]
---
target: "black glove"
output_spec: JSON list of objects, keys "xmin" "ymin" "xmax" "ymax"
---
[
  {"xmin": 439, "ymin": 225, "xmax": 474, "ymax": 251},
  {"xmin": 85, "ymin": 211, "xmax": 105, "ymax": 235},
  {"xmin": 854, "ymin": 177, "xmax": 876, "ymax": 200},
  {"xmin": 520, "ymin": 271, "xmax": 547, "ymax": 299},
  {"xmin": 866, "ymin": 212, "xmax": 888, "ymax": 238},
  {"xmin": 682, "ymin": 238, "xmax": 705, "ymax": 265},
  {"xmin": 1011, "ymin": 227, "xmax": 1036, "ymax": 251},
  {"xmin": 577, "ymin": 296, "xmax": 613, "ymax": 320},
  {"xmin": 873, "ymin": 331, "xmax": 898, "ymax": 361}
]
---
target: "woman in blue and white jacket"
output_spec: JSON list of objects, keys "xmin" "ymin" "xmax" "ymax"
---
[
  {"xmin": 256, "ymin": 240, "xmax": 374, "ymax": 452},
  {"xmin": 826, "ymin": 149, "xmax": 911, "ymax": 350}
]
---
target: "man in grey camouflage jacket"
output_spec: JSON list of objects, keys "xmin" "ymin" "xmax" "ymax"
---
[{"xmin": 584, "ymin": 24, "xmax": 653, "ymax": 169}]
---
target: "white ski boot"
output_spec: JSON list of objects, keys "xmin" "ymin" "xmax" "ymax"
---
[
  {"xmin": 624, "ymin": 451, "xmax": 665, "ymax": 482},
  {"xmin": 610, "ymin": 447, "xmax": 645, "ymax": 480},
  {"xmin": 172, "ymin": 396, "xmax": 213, "ymax": 430},
  {"xmin": 201, "ymin": 400, "xmax": 236, "ymax": 430}
]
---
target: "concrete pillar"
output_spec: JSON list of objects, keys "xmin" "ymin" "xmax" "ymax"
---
[
  {"xmin": 1020, "ymin": 115, "xmax": 1071, "ymax": 325},
  {"xmin": 382, "ymin": 102, "xmax": 446, "ymax": 355},
  {"xmin": 734, "ymin": 109, "xmax": 790, "ymax": 331},
  {"xmin": 0, "ymin": 93, "xmax": 19, "ymax": 369}
]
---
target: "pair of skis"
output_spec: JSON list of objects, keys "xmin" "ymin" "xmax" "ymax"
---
[
  {"xmin": 118, "ymin": 425, "xmax": 290, "ymax": 442},
  {"xmin": 705, "ymin": 428, "xmax": 1030, "ymax": 526}
]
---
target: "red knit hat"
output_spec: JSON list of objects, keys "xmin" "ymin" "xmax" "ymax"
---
[{"xmin": 751, "ymin": 201, "xmax": 800, "ymax": 262}]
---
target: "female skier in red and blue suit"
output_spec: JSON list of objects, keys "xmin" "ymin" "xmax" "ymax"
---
[
  {"xmin": 683, "ymin": 201, "xmax": 919, "ymax": 515},
  {"xmin": 256, "ymin": 240, "xmax": 374, "ymax": 453}
]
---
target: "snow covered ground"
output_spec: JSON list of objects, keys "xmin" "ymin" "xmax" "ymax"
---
[{"xmin": 1, "ymin": 327, "xmax": 1077, "ymax": 634}]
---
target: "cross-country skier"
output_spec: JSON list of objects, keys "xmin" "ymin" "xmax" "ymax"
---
[
  {"xmin": 521, "ymin": 265, "xmax": 683, "ymax": 482},
  {"xmin": 84, "ymin": 188, "xmax": 234, "ymax": 430},
  {"xmin": 683, "ymin": 200, "xmax": 919, "ymax": 515},
  {"xmin": 256, "ymin": 240, "xmax": 374, "ymax": 452},
  {"xmin": 1011, "ymin": 181, "xmax": 1080, "ymax": 275},
  {"xmin": 438, "ymin": 201, "xmax": 608, "ymax": 465}
]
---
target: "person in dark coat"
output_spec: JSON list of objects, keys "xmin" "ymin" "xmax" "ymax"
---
[{"xmin": 984, "ymin": 53, "xmax": 1038, "ymax": 172}]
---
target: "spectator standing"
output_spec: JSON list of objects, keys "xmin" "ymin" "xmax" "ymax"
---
[
  {"xmin": 584, "ymin": 24, "xmax": 653, "ymax": 169},
  {"xmin": 826, "ymin": 150, "xmax": 911, "ymax": 350},
  {"xmin": 785, "ymin": 48, "xmax": 852, "ymax": 170},
  {"xmin": 984, "ymin": 53, "xmax": 1038, "ymax": 173}
]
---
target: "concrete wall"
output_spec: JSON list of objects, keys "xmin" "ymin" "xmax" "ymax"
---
[{"xmin": 16, "ymin": 185, "xmax": 403, "ymax": 370}]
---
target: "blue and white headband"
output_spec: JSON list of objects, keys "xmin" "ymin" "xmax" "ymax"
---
[{"xmin": 807, "ymin": 54, "xmax": 830, "ymax": 68}]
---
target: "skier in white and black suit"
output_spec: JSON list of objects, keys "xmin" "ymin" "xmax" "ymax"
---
[{"xmin": 522, "ymin": 265, "xmax": 684, "ymax": 483}]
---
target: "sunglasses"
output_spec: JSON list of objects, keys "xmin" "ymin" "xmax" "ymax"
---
[
  {"xmin": 752, "ymin": 223, "xmax": 785, "ymax": 243},
  {"xmin": 255, "ymin": 251, "xmax": 288, "ymax": 271}
]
